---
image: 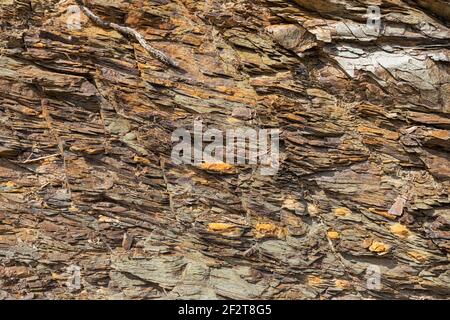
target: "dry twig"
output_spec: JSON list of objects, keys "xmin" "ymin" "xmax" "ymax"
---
[{"xmin": 74, "ymin": 0, "xmax": 179, "ymax": 68}]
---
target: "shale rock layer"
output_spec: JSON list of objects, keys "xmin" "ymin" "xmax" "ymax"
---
[{"xmin": 0, "ymin": 0, "xmax": 449, "ymax": 299}]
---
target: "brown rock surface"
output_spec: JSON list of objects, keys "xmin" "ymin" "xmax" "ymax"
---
[{"xmin": 0, "ymin": 0, "xmax": 449, "ymax": 299}]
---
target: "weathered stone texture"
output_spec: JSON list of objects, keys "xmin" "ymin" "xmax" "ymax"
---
[{"xmin": 0, "ymin": 0, "xmax": 449, "ymax": 299}]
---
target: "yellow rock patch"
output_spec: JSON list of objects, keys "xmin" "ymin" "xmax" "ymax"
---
[
  {"xmin": 368, "ymin": 208, "xmax": 396, "ymax": 220},
  {"xmin": 369, "ymin": 241, "xmax": 390, "ymax": 255},
  {"xmin": 2, "ymin": 181, "xmax": 15, "ymax": 188},
  {"xmin": 208, "ymin": 223, "xmax": 235, "ymax": 231},
  {"xmin": 327, "ymin": 231, "xmax": 340, "ymax": 240},
  {"xmin": 255, "ymin": 223, "xmax": 277, "ymax": 232},
  {"xmin": 133, "ymin": 156, "xmax": 151, "ymax": 165},
  {"xmin": 199, "ymin": 162, "xmax": 236, "ymax": 174},
  {"xmin": 390, "ymin": 223, "xmax": 410, "ymax": 238},
  {"xmin": 207, "ymin": 223, "xmax": 242, "ymax": 237},
  {"xmin": 307, "ymin": 276, "xmax": 322, "ymax": 286},
  {"xmin": 334, "ymin": 207, "xmax": 351, "ymax": 216},
  {"xmin": 254, "ymin": 223, "xmax": 286, "ymax": 239}
]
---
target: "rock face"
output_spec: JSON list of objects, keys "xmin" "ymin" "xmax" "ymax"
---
[{"xmin": 0, "ymin": 0, "xmax": 449, "ymax": 300}]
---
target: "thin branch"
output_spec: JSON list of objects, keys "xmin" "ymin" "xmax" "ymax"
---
[
  {"xmin": 22, "ymin": 153, "xmax": 61, "ymax": 164},
  {"xmin": 74, "ymin": 0, "xmax": 179, "ymax": 68}
]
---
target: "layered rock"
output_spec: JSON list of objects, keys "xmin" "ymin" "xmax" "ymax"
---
[{"xmin": 0, "ymin": 0, "xmax": 449, "ymax": 299}]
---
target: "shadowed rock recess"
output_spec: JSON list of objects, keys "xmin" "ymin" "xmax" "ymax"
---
[{"xmin": 0, "ymin": 0, "xmax": 449, "ymax": 300}]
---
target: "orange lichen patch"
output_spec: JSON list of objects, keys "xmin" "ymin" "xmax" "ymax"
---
[
  {"xmin": 407, "ymin": 250, "xmax": 429, "ymax": 263},
  {"xmin": 390, "ymin": 223, "xmax": 410, "ymax": 238},
  {"xmin": 357, "ymin": 125, "xmax": 400, "ymax": 140},
  {"xmin": 254, "ymin": 223, "xmax": 287, "ymax": 239},
  {"xmin": 1, "ymin": 181, "xmax": 16, "ymax": 188},
  {"xmin": 207, "ymin": 223, "xmax": 242, "ymax": 237},
  {"xmin": 199, "ymin": 162, "xmax": 236, "ymax": 174},
  {"xmin": 333, "ymin": 207, "xmax": 351, "ymax": 217},
  {"xmin": 369, "ymin": 241, "xmax": 390, "ymax": 255},
  {"xmin": 133, "ymin": 156, "xmax": 151, "ymax": 165},
  {"xmin": 255, "ymin": 223, "xmax": 277, "ymax": 232},
  {"xmin": 307, "ymin": 276, "xmax": 323, "ymax": 286},
  {"xmin": 207, "ymin": 223, "xmax": 235, "ymax": 231},
  {"xmin": 368, "ymin": 208, "xmax": 396, "ymax": 220},
  {"xmin": 137, "ymin": 63, "xmax": 151, "ymax": 71},
  {"xmin": 327, "ymin": 231, "xmax": 340, "ymax": 240},
  {"xmin": 335, "ymin": 279, "xmax": 351, "ymax": 289}
]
